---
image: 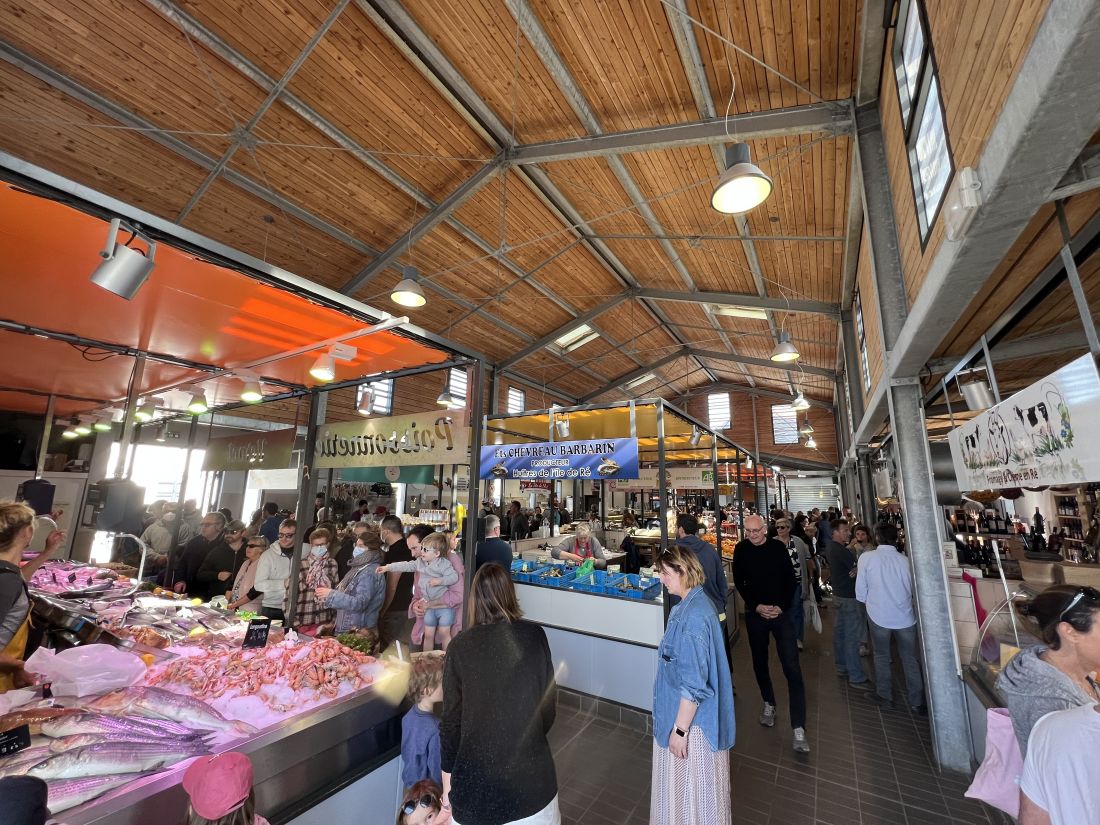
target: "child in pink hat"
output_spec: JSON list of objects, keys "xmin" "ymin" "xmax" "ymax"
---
[{"xmin": 183, "ymin": 752, "xmax": 270, "ymax": 825}]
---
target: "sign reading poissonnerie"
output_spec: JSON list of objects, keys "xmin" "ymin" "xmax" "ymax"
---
[{"xmin": 480, "ymin": 438, "xmax": 639, "ymax": 480}]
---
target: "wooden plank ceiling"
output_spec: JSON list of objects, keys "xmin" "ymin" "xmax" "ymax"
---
[{"xmin": 0, "ymin": 0, "xmax": 860, "ymax": 410}]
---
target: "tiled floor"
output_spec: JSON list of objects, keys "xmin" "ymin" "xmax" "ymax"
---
[{"xmin": 550, "ymin": 605, "xmax": 1003, "ymax": 825}]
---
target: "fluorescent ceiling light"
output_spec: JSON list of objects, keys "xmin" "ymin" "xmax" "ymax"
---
[
  {"xmin": 709, "ymin": 305, "xmax": 769, "ymax": 320},
  {"xmin": 711, "ymin": 143, "xmax": 773, "ymax": 214},
  {"xmin": 553, "ymin": 324, "xmax": 600, "ymax": 353},
  {"xmin": 391, "ymin": 266, "xmax": 427, "ymax": 308},
  {"xmin": 623, "ymin": 372, "xmax": 657, "ymax": 391},
  {"xmin": 770, "ymin": 331, "xmax": 800, "ymax": 363}
]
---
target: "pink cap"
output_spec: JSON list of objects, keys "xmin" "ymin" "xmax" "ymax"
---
[{"xmin": 183, "ymin": 752, "xmax": 254, "ymax": 820}]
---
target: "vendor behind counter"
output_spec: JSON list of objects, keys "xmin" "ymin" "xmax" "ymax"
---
[{"xmin": 551, "ymin": 524, "xmax": 609, "ymax": 567}]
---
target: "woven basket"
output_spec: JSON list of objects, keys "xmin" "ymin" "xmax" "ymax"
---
[{"xmin": 1056, "ymin": 564, "xmax": 1100, "ymax": 588}]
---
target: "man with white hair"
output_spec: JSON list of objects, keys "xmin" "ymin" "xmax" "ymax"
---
[
  {"xmin": 475, "ymin": 514, "xmax": 513, "ymax": 572},
  {"xmin": 733, "ymin": 514, "xmax": 810, "ymax": 753}
]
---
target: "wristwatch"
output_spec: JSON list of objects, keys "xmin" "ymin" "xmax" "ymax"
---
[{"xmin": 674, "ymin": 727, "xmax": 687, "ymax": 738}]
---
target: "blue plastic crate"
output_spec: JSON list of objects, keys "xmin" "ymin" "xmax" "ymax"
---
[
  {"xmin": 531, "ymin": 565, "xmax": 577, "ymax": 588},
  {"xmin": 606, "ymin": 573, "xmax": 662, "ymax": 600},
  {"xmin": 568, "ymin": 569, "xmax": 619, "ymax": 594},
  {"xmin": 511, "ymin": 561, "xmax": 547, "ymax": 583}
]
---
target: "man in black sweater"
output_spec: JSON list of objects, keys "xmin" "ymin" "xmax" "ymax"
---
[
  {"xmin": 474, "ymin": 515, "xmax": 513, "ymax": 572},
  {"xmin": 733, "ymin": 514, "xmax": 810, "ymax": 753}
]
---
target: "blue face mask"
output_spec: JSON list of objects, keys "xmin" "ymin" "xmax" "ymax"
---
[
  {"xmin": 352, "ymin": 545, "xmax": 367, "ymax": 558},
  {"xmin": 310, "ymin": 546, "xmax": 326, "ymax": 558}
]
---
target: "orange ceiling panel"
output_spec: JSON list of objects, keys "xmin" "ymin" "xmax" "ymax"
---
[{"xmin": 0, "ymin": 183, "xmax": 450, "ymax": 414}]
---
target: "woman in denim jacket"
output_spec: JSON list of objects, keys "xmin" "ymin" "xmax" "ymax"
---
[{"xmin": 651, "ymin": 543, "xmax": 736, "ymax": 825}]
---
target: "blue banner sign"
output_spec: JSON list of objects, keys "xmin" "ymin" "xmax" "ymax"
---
[{"xmin": 480, "ymin": 438, "xmax": 640, "ymax": 480}]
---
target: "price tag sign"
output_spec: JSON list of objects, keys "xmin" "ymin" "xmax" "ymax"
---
[
  {"xmin": 242, "ymin": 616, "xmax": 271, "ymax": 649},
  {"xmin": 0, "ymin": 724, "xmax": 31, "ymax": 756}
]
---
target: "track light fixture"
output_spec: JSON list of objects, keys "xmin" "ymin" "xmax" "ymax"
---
[
  {"xmin": 357, "ymin": 386, "xmax": 374, "ymax": 416},
  {"xmin": 711, "ymin": 143, "xmax": 773, "ymax": 214},
  {"xmin": 555, "ymin": 415, "xmax": 571, "ymax": 439},
  {"xmin": 92, "ymin": 413, "xmax": 113, "ymax": 432},
  {"xmin": 90, "ymin": 218, "xmax": 157, "ymax": 300},
  {"xmin": 238, "ymin": 374, "xmax": 263, "ymax": 404},
  {"xmin": 688, "ymin": 425, "xmax": 702, "ymax": 447},
  {"xmin": 186, "ymin": 387, "xmax": 209, "ymax": 415},
  {"xmin": 309, "ymin": 343, "xmax": 357, "ymax": 383},
  {"xmin": 73, "ymin": 417, "xmax": 93, "ymax": 436},
  {"xmin": 60, "ymin": 417, "xmax": 80, "ymax": 440},
  {"xmin": 391, "ymin": 266, "xmax": 427, "ymax": 308},
  {"xmin": 770, "ymin": 331, "xmax": 800, "ymax": 363}
]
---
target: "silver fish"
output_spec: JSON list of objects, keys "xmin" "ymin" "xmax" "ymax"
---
[
  {"xmin": 28, "ymin": 741, "xmax": 208, "ymax": 779},
  {"xmin": 47, "ymin": 772, "xmax": 152, "ymax": 812},
  {"xmin": 48, "ymin": 733, "xmax": 180, "ymax": 753},
  {"xmin": 0, "ymin": 746, "xmax": 54, "ymax": 778},
  {"xmin": 40, "ymin": 712, "xmax": 207, "ymax": 741},
  {"xmin": 89, "ymin": 687, "xmax": 256, "ymax": 736}
]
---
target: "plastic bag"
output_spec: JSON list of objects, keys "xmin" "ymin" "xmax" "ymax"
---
[
  {"xmin": 805, "ymin": 599, "xmax": 823, "ymax": 633},
  {"xmin": 24, "ymin": 644, "xmax": 147, "ymax": 698},
  {"xmin": 965, "ymin": 708, "xmax": 1023, "ymax": 816}
]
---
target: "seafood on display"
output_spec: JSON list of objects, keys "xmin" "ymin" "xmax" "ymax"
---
[
  {"xmin": 145, "ymin": 637, "xmax": 378, "ymax": 707},
  {"xmin": 27, "ymin": 740, "xmax": 209, "ymax": 780},
  {"xmin": 46, "ymin": 773, "xmax": 153, "ymax": 813},
  {"xmin": 89, "ymin": 686, "xmax": 256, "ymax": 736},
  {"xmin": 28, "ymin": 561, "xmax": 131, "ymax": 597},
  {"xmin": 40, "ymin": 712, "xmax": 204, "ymax": 742},
  {"xmin": 0, "ymin": 706, "xmax": 82, "ymax": 734}
]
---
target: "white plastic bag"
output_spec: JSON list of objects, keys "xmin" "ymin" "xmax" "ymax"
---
[
  {"xmin": 805, "ymin": 599, "xmax": 823, "ymax": 633},
  {"xmin": 24, "ymin": 644, "xmax": 147, "ymax": 698}
]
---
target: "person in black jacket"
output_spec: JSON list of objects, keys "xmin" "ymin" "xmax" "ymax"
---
[
  {"xmin": 170, "ymin": 512, "xmax": 225, "ymax": 596},
  {"xmin": 733, "ymin": 514, "xmax": 810, "ymax": 754},
  {"xmin": 440, "ymin": 564, "xmax": 558, "ymax": 825},
  {"xmin": 194, "ymin": 519, "xmax": 248, "ymax": 602}
]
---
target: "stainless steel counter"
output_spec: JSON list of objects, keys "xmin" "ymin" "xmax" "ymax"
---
[{"xmin": 62, "ymin": 676, "xmax": 407, "ymax": 825}]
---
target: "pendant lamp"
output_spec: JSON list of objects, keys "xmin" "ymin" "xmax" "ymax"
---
[
  {"xmin": 391, "ymin": 266, "xmax": 427, "ymax": 308},
  {"xmin": 770, "ymin": 331, "xmax": 800, "ymax": 363},
  {"xmin": 711, "ymin": 143, "xmax": 773, "ymax": 214}
]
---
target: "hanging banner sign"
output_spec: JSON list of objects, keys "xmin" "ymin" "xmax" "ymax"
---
[
  {"xmin": 315, "ymin": 412, "xmax": 470, "ymax": 469},
  {"xmin": 948, "ymin": 354, "xmax": 1100, "ymax": 490},
  {"xmin": 480, "ymin": 438, "xmax": 639, "ymax": 480},
  {"xmin": 202, "ymin": 428, "xmax": 296, "ymax": 472},
  {"xmin": 609, "ymin": 467, "xmax": 715, "ymax": 491}
]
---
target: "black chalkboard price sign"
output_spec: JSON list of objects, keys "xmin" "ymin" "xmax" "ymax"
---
[
  {"xmin": 242, "ymin": 616, "xmax": 271, "ymax": 649},
  {"xmin": 0, "ymin": 724, "xmax": 30, "ymax": 756}
]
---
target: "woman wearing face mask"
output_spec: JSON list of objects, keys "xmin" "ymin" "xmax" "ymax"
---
[
  {"xmin": 286, "ymin": 527, "xmax": 338, "ymax": 634},
  {"xmin": 316, "ymin": 525, "xmax": 387, "ymax": 635},
  {"xmin": 226, "ymin": 536, "xmax": 268, "ymax": 613}
]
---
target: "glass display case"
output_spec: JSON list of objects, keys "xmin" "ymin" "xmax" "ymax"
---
[{"xmin": 967, "ymin": 582, "xmax": 1043, "ymax": 703}]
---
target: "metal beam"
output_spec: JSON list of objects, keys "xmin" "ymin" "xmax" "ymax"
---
[
  {"xmin": 636, "ymin": 288, "xmax": 840, "ymax": 318},
  {"xmin": 590, "ymin": 232, "xmax": 844, "ymax": 243},
  {"xmin": 689, "ymin": 349, "xmax": 836, "ymax": 379},
  {"xmin": 756, "ymin": 451, "xmax": 838, "ymax": 472},
  {"xmin": 855, "ymin": 0, "xmax": 889, "ymax": 105},
  {"xmin": 510, "ymin": 103, "xmax": 851, "ymax": 165},
  {"xmin": 926, "ymin": 329, "xmax": 1091, "ymax": 375},
  {"xmin": 888, "ymin": 0, "xmax": 1100, "ymax": 380},
  {"xmin": 578, "ymin": 350, "xmax": 690, "ymax": 403},
  {"xmin": 339, "ymin": 159, "xmax": 504, "ymax": 293},
  {"xmin": 839, "ymin": 113, "xmax": 865, "ymax": 310},
  {"xmin": 1045, "ymin": 146, "xmax": 1100, "ymax": 202},
  {"xmin": 495, "ymin": 293, "xmax": 635, "ymax": 370}
]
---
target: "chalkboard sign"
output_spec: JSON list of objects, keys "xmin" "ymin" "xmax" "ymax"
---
[
  {"xmin": 242, "ymin": 616, "xmax": 271, "ymax": 649},
  {"xmin": 0, "ymin": 724, "xmax": 30, "ymax": 756}
]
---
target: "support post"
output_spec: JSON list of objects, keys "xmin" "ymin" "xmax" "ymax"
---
[
  {"xmin": 287, "ymin": 390, "xmax": 327, "ymax": 626},
  {"xmin": 857, "ymin": 451, "xmax": 875, "ymax": 526},
  {"xmin": 1056, "ymin": 201, "xmax": 1100, "ymax": 356},
  {"xmin": 166, "ymin": 416, "xmax": 200, "ymax": 590},
  {"xmin": 841, "ymin": 312, "xmax": 866, "ymax": 426},
  {"xmin": 657, "ymin": 401, "xmax": 670, "ymax": 623},
  {"xmin": 36, "ymin": 394, "xmax": 55, "ymax": 478},
  {"xmin": 464, "ymin": 361, "xmax": 486, "ymax": 601},
  {"xmin": 114, "ymin": 355, "xmax": 146, "ymax": 479},
  {"xmin": 887, "ymin": 380, "xmax": 971, "ymax": 772},
  {"xmin": 735, "ymin": 457, "xmax": 745, "ymax": 532},
  {"xmin": 712, "ymin": 437, "xmax": 722, "ymax": 554}
]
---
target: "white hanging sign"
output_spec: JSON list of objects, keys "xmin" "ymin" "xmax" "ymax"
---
[
  {"xmin": 314, "ymin": 411, "xmax": 470, "ymax": 469},
  {"xmin": 948, "ymin": 353, "xmax": 1100, "ymax": 490}
]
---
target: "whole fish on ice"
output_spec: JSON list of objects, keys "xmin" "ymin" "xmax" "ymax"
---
[
  {"xmin": 27, "ymin": 740, "xmax": 208, "ymax": 779},
  {"xmin": 48, "ymin": 733, "xmax": 191, "ymax": 753},
  {"xmin": 89, "ymin": 686, "xmax": 256, "ymax": 736},
  {"xmin": 0, "ymin": 707, "xmax": 82, "ymax": 735},
  {"xmin": 47, "ymin": 772, "xmax": 152, "ymax": 813},
  {"xmin": 0, "ymin": 746, "xmax": 54, "ymax": 778},
  {"xmin": 40, "ymin": 712, "xmax": 206, "ymax": 741}
]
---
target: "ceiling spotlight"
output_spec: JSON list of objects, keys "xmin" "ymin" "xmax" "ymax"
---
[
  {"xmin": 154, "ymin": 423, "xmax": 167, "ymax": 443},
  {"xmin": 960, "ymin": 377, "xmax": 996, "ymax": 411},
  {"xmin": 436, "ymin": 389, "xmax": 458, "ymax": 408},
  {"xmin": 799, "ymin": 418, "xmax": 814, "ymax": 435},
  {"xmin": 744, "ymin": 456, "xmax": 753, "ymax": 470},
  {"xmin": 791, "ymin": 392, "xmax": 811, "ymax": 411},
  {"xmin": 134, "ymin": 404, "xmax": 154, "ymax": 423},
  {"xmin": 309, "ymin": 343, "xmax": 356, "ymax": 383},
  {"xmin": 688, "ymin": 425, "xmax": 702, "ymax": 447},
  {"xmin": 61, "ymin": 426, "xmax": 79, "ymax": 440},
  {"xmin": 806, "ymin": 436, "xmax": 818, "ymax": 449},
  {"xmin": 391, "ymin": 266, "xmax": 427, "ymax": 308},
  {"xmin": 239, "ymin": 376, "xmax": 263, "ymax": 404},
  {"xmin": 90, "ymin": 218, "xmax": 157, "ymax": 300},
  {"xmin": 92, "ymin": 413, "xmax": 113, "ymax": 432},
  {"xmin": 555, "ymin": 415, "xmax": 571, "ymax": 439},
  {"xmin": 711, "ymin": 143, "xmax": 773, "ymax": 214},
  {"xmin": 73, "ymin": 417, "xmax": 93, "ymax": 436},
  {"xmin": 770, "ymin": 331, "xmax": 800, "ymax": 363},
  {"xmin": 187, "ymin": 387, "xmax": 209, "ymax": 415}
]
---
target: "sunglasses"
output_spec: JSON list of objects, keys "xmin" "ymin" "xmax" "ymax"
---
[
  {"xmin": 401, "ymin": 794, "xmax": 438, "ymax": 816},
  {"xmin": 246, "ymin": 543, "xmax": 265, "ymax": 549},
  {"xmin": 278, "ymin": 532, "xmax": 296, "ymax": 539},
  {"xmin": 1058, "ymin": 586, "xmax": 1100, "ymax": 623},
  {"xmin": 776, "ymin": 524, "xmax": 791, "ymax": 529}
]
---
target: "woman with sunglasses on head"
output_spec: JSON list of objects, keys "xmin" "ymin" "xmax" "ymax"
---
[
  {"xmin": 226, "ymin": 536, "xmax": 268, "ymax": 613},
  {"xmin": 996, "ymin": 584, "xmax": 1100, "ymax": 753},
  {"xmin": 651, "ymin": 544, "xmax": 735, "ymax": 825},
  {"xmin": 398, "ymin": 780, "xmax": 451, "ymax": 825}
]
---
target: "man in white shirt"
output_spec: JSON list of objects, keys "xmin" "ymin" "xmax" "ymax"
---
[
  {"xmin": 1019, "ymin": 703, "xmax": 1100, "ymax": 824},
  {"xmin": 855, "ymin": 523, "xmax": 926, "ymax": 712}
]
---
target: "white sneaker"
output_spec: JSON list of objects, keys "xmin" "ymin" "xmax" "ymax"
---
[
  {"xmin": 759, "ymin": 702, "xmax": 776, "ymax": 727},
  {"xmin": 796, "ymin": 640, "xmax": 804, "ymax": 651},
  {"xmin": 793, "ymin": 727, "xmax": 811, "ymax": 753}
]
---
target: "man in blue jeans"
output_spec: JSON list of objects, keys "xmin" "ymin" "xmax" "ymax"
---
[
  {"xmin": 855, "ymin": 523, "xmax": 926, "ymax": 713},
  {"xmin": 824, "ymin": 519, "xmax": 872, "ymax": 690}
]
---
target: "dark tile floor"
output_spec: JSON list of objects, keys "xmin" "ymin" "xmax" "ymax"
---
[{"xmin": 549, "ymin": 605, "xmax": 1002, "ymax": 825}]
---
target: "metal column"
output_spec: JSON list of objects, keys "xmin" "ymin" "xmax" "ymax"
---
[
  {"xmin": 35, "ymin": 394, "xmax": 55, "ymax": 478},
  {"xmin": 711, "ymin": 437, "xmax": 722, "ymax": 553},
  {"xmin": 165, "ymin": 416, "xmax": 200, "ymax": 591},
  {"xmin": 464, "ymin": 361, "xmax": 486, "ymax": 600},
  {"xmin": 114, "ymin": 355, "xmax": 146, "ymax": 479},
  {"xmin": 657, "ymin": 402, "xmax": 671, "ymax": 623},
  {"xmin": 1056, "ymin": 201, "xmax": 1100, "ymax": 355},
  {"xmin": 287, "ymin": 390, "xmax": 327, "ymax": 626},
  {"xmin": 841, "ymin": 313, "xmax": 866, "ymax": 426},
  {"xmin": 888, "ymin": 380, "xmax": 971, "ymax": 772},
  {"xmin": 735, "ymin": 457, "xmax": 745, "ymax": 532}
]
